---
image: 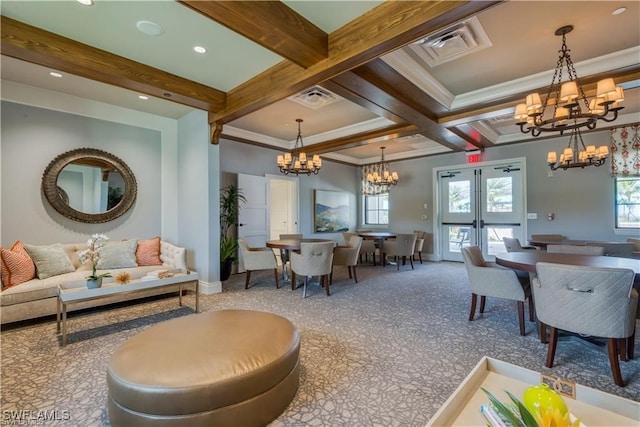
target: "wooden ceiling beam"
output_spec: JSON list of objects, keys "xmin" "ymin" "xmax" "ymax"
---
[
  {"xmin": 209, "ymin": 0, "xmax": 500, "ymax": 124},
  {"xmin": 0, "ymin": 16, "xmax": 226, "ymax": 112},
  {"xmin": 179, "ymin": 1, "xmax": 328, "ymax": 69}
]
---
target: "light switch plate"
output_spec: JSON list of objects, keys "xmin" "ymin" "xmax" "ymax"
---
[{"xmin": 527, "ymin": 213, "xmax": 537, "ymax": 219}]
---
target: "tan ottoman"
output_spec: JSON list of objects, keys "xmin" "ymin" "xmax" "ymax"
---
[{"xmin": 107, "ymin": 309, "xmax": 300, "ymax": 427}]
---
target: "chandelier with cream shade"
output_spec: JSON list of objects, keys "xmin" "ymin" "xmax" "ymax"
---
[
  {"xmin": 276, "ymin": 119, "xmax": 322, "ymax": 176},
  {"xmin": 514, "ymin": 25, "xmax": 624, "ymax": 137},
  {"xmin": 546, "ymin": 128, "xmax": 608, "ymax": 171},
  {"xmin": 366, "ymin": 146, "xmax": 399, "ymax": 187}
]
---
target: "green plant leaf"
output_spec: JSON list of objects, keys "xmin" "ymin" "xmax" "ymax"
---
[
  {"xmin": 505, "ymin": 391, "xmax": 538, "ymax": 427},
  {"xmin": 481, "ymin": 388, "xmax": 523, "ymax": 427}
]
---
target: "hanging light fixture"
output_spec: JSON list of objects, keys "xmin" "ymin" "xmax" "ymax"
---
[
  {"xmin": 366, "ymin": 146, "xmax": 399, "ymax": 187},
  {"xmin": 514, "ymin": 25, "xmax": 624, "ymax": 137},
  {"xmin": 546, "ymin": 127, "xmax": 608, "ymax": 170},
  {"xmin": 276, "ymin": 119, "xmax": 321, "ymax": 175}
]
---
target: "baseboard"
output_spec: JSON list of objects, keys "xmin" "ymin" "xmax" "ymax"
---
[{"xmin": 198, "ymin": 280, "xmax": 222, "ymax": 294}]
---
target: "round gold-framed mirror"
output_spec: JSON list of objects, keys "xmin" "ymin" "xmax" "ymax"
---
[{"xmin": 42, "ymin": 148, "xmax": 137, "ymax": 223}]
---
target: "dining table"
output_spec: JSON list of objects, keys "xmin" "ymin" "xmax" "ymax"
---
[
  {"xmin": 527, "ymin": 238, "xmax": 589, "ymax": 249},
  {"xmin": 496, "ymin": 251, "xmax": 640, "ymax": 344},
  {"xmin": 356, "ymin": 232, "xmax": 397, "ymax": 265}
]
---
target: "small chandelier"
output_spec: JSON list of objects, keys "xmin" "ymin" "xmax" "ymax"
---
[
  {"xmin": 276, "ymin": 119, "xmax": 321, "ymax": 175},
  {"xmin": 514, "ymin": 25, "xmax": 624, "ymax": 137},
  {"xmin": 546, "ymin": 127, "xmax": 609, "ymax": 171},
  {"xmin": 366, "ymin": 146, "xmax": 399, "ymax": 187}
]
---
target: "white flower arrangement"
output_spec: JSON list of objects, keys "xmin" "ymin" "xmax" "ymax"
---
[{"xmin": 79, "ymin": 233, "xmax": 112, "ymax": 280}]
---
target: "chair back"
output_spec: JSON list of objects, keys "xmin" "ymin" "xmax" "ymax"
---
[
  {"xmin": 386, "ymin": 233, "xmax": 417, "ymax": 257},
  {"xmin": 530, "ymin": 234, "xmax": 565, "ymax": 242},
  {"xmin": 461, "ymin": 245, "xmax": 485, "ymax": 268},
  {"xmin": 627, "ymin": 238, "xmax": 640, "ymax": 251},
  {"xmin": 280, "ymin": 234, "xmax": 303, "ymax": 240},
  {"xmin": 291, "ymin": 242, "xmax": 334, "ymax": 276},
  {"xmin": 533, "ymin": 263, "xmax": 637, "ymax": 338},
  {"xmin": 461, "ymin": 246, "xmax": 525, "ymax": 300},
  {"xmin": 413, "ymin": 230, "xmax": 425, "ymax": 251},
  {"xmin": 586, "ymin": 242, "xmax": 635, "ymax": 258},
  {"xmin": 342, "ymin": 232, "xmax": 356, "ymax": 245},
  {"xmin": 547, "ymin": 245, "xmax": 604, "ymax": 255},
  {"xmin": 503, "ymin": 237, "xmax": 525, "ymax": 252}
]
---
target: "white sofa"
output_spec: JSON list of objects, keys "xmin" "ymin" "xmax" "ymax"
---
[{"xmin": 1, "ymin": 240, "xmax": 192, "ymax": 325}]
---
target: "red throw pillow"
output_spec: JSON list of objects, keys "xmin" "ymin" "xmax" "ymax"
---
[
  {"xmin": 136, "ymin": 237, "xmax": 162, "ymax": 266},
  {"xmin": 1, "ymin": 241, "xmax": 36, "ymax": 289}
]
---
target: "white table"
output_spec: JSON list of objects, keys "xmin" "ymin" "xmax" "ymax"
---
[{"xmin": 56, "ymin": 270, "xmax": 199, "ymax": 346}]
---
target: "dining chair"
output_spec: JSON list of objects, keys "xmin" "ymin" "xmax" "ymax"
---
[
  {"xmin": 530, "ymin": 234, "xmax": 565, "ymax": 242},
  {"xmin": 586, "ymin": 242, "xmax": 635, "ymax": 258},
  {"xmin": 278, "ymin": 233, "xmax": 303, "ymax": 274},
  {"xmin": 382, "ymin": 233, "xmax": 417, "ymax": 270},
  {"xmin": 331, "ymin": 235, "xmax": 363, "ymax": 285},
  {"xmin": 356, "ymin": 229, "xmax": 377, "ymax": 266},
  {"xmin": 533, "ymin": 262, "xmax": 638, "ymax": 386},
  {"xmin": 461, "ymin": 246, "xmax": 534, "ymax": 336},
  {"xmin": 342, "ymin": 231, "xmax": 356, "ymax": 246},
  {"xmin": 546, "ymin": 244, "xmax": 604, "ymax": 255},
  {"xmin": 628, "ymin": 238, "xmax": 640, "ymax": 259},
  {"xmin": 237, "ymin": 239, "xmax": 279, "ymax": 289},
  {"xmin": 413, "ymin": 230, "xmax": 426, "ymax": 264},
  {"xmin": 502, "ymin": 237, "xmax": 537, "ymax": 252},
  {"xmin": 290, "ymin": 241, "xmax": 334, "ymax": 298}
]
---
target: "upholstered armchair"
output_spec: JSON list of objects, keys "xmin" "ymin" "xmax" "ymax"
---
[
  {"xmin": 238, "ymin": 239, "xmax": 279, "ymax": 289},
  {"xmin": 278, "ymin": 233, "xmax": 303, "ymax": 273},
  {"xmin": 502, "ymin": 237, "xmax": 537, "ymax": 252},
  {"xmin": 533, "ymin": 262, "xmax": 638, "ymax": 386},
  {"xmin": 461, "ymin": 246, "xmax": 533, "ymax": 336},
  {"xmin": 546, "ymin": 245, "xmax": 604, "ymax": 255},
  {"xmin": 290, "ymin": 242, "xmax": 334, "ymax": 298},
  {"xmin": 331, "ymin": 236, "xmax": 363, "ymax": 285},
  {"xmin": 382, "ymin": 233, "xmax": 417, "ymax": 270}
]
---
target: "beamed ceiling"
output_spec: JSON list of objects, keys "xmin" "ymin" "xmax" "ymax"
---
[{"xmin": 1, "ymin": 1, "xmax": 639, "ymax": 165}]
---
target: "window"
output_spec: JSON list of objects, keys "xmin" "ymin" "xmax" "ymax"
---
[
  {"xmin": 364, "ymin": 193, "xmax": 388, "ymax": 225},
  {"xmin": 615, "ymin": 177, "xmax": 640, "ymax": 229}
]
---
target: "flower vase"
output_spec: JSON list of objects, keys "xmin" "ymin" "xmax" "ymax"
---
[{"xmin": 86, "ymin": 277, "xmax": 103, "ymax": 289}]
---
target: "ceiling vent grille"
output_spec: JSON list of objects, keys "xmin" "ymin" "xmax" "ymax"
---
[
  {"xmin": 288, "ymin": 86, "xmax": 342, "ymax": 110},
  {"xmin": 409, "ymin": 16, "xmax": 491, "ymax": 67}
]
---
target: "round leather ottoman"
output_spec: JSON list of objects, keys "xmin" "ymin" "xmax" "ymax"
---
[{"xmin": 107, "ymin": 309, "xmax": 300, "ymax": 427}]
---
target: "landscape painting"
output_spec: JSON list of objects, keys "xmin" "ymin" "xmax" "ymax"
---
[{"xmin": 314, "ymin": 190, "xmax": 350, "ymax": 233}]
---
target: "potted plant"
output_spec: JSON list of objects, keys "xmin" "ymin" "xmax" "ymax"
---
[
  {"xmin": 79, "ymin": 233, "xmax": 113, "ymax": 288},
  {"xmin": 219, "ymin": 184, "xmax": 246, "ymax": 281}
]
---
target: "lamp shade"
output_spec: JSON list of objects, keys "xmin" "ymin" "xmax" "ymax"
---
[
  {"xmin": 596, "ymin": 78, "xmax": 616, "ymax": 98},
  {"xmin": 526, "ymin": 93, "xmax": 542, "ymax": 111},
  {"xmin": 560, "ymin": 81, "xmax": 578, "ymax": 102}
]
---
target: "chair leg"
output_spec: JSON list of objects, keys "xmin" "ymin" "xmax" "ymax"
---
[
  {"xmin": 469, "ymin": 293, "xmax": 478, "ymax": 321},
  {"xmin": 528, "ymin": 296, "xmax": 535, "ymax": 322},
  {"xmin": 479, "ymin": 296, "xmax": 486, "ymax": 313},
  {"xmin": 517, "ymin": 301, "xmax": 525, "ymax": 336},
  {"xmin": 330, "ymin": 268, "xmax": 333, "ymax": 285},
  {"xmin": 419, "ymin": 252, "xmax": 423, "ymax": 264},
  {"xmin": 245, "ymin": 270, "xmax": 251, "ymax": 289},
  {"xmin": 409, "ymin": 257, "xmax": 414, "ymax": 270},
  {"xmin": 302, "ymin": 276, "xmax": 308, "ymax": 298},
  {"xmin": 274, "ymin": 268, "xmax": 279, "ymax": 289},
  {"xmin": 348, "ymin": 266, "xmax": 352, "ymax": 279},
  {"xmin": 324, "ymin": 275, "xmax": 330, "ymax": 296},
  {"xmin": 353, "ymin": 266, "xmax": 358, "ymax": 283},
  {"xmin": 628, "ymin": 329, "xmax": 635, "ymax": 360},
  {"xmin": 607, "ymin": 338, "xmax": 624, "ymax": 386},
  {"xmin": 291, "ymin": 272, "xmax": 296, "ymax": 290},
  {"xmin": 546, "ymin": 327, "xmax": 558, "ymax": 368},
  {"xmin": 382, "ymin": 253, "xmax": 386, "ymax": 267},
  {"xmin": 396, "ymin": 256, "xmax": 400, "ymax": 270},
  {"xmin": 619, "ymin": 338, "xmax": 628, "ymax": 362},
  {"xmin": 539, "ymin": 322, "xmax": 548, "ymax": 343}
]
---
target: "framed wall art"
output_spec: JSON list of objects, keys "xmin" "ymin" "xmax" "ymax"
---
[{"xmin": 314, "ymin": 190, "xmax": 350, "ymax": 233}]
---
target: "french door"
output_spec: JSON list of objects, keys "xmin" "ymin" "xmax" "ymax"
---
[{"xmin": 438, "ymin": 160, "xmax": 527, "ymax": 261}]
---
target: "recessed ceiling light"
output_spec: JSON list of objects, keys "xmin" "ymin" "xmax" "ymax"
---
[
  {"xmin": 49, "ymin": 72, "xmax": 63, "ymax": 78},
  {"xmin": 76, "ymin": 0, "xmax": 93, "ymax": 5},
  {"xmin": 136, "ymin": 20, "xmax": 164, "ymax": 37},
  {"xmin": 193, "ymin": 46, "xmax": 207, "ymax": 54},
  {"xmin": 138, "ymin": 95, "xmax": 149, "ymax": 100},
  {"xmin": 612, "ymin": 6, "xmax": 626, "ymax": 15}
]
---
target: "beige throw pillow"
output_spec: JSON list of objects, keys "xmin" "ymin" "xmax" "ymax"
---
[
  {"xmin": 24, "ymin": 243, "xmax": 75, "ymax": 280},
  {"xmin": 97, "ymin": 240, "xmax": 138, "ymax": 269}
]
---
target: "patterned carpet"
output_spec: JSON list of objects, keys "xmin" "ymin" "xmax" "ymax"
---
[{"xmin": 1, "ymin": 261, "xmax": 639, "ymax": 426}]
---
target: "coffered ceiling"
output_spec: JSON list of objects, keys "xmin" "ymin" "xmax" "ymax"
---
[{"xmin": 1, "ymin": 1, "xmax": 639, "ymax": 166}]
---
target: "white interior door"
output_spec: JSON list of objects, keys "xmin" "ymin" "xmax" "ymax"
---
[
  {"xmin": 237, "ymin": 173, "xmax": 269, "ymax": 273},
  {"xmin": 269, "ymin": 177, "xmax": 299, "ymax": 240},
  {"xmin": 438, "ymin": 160, "xmax": 526, "ymax": 261}
]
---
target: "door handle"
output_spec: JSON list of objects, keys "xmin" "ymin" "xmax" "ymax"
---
[{"xmin": 238, "ymin": 223, "xmax": 245, "ymax": 227}]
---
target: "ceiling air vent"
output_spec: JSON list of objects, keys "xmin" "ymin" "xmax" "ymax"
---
[
  {"xmin": 288, "ymin": 86, "xmax": 342, "ymax": 110},
  {"xmin": 409, "ymin": 16, "xmax": 491, "ymax": 67}
]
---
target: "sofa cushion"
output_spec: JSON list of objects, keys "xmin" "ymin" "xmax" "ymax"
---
[
  {"xmin": 97, "ymin": 240, "xmax": 138, "ymax": 269},
  {"xmin": 1, "ymin": 241, "xmax": 36, "ymax": 289},
  {"xmin": 136, "ymin": 237, "xmax": 162, "ymax": 266},
  {"xmin": 24, "ymin": 243, "xmax": 75, "ymax": 280}
]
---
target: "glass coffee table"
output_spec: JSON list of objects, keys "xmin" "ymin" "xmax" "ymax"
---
[{"xmin": 56, "ymin": 270, "xmax": 199, "ymax": 346}]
